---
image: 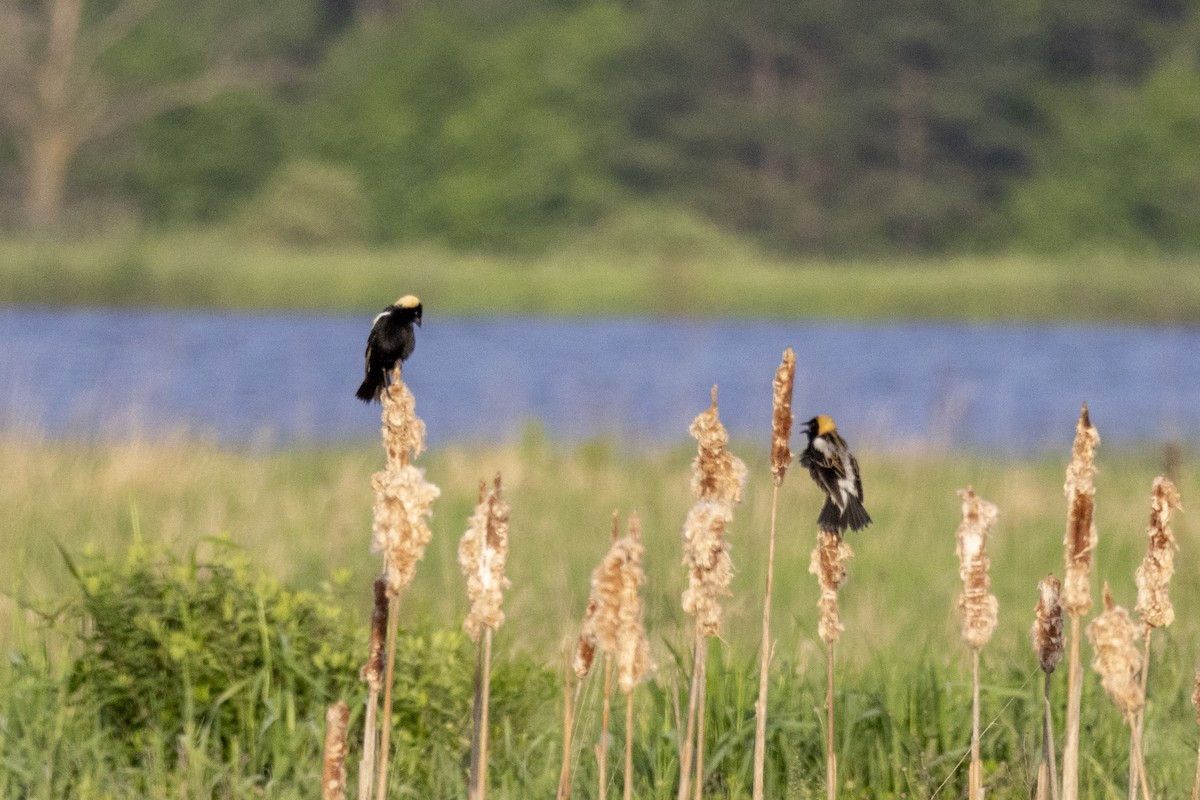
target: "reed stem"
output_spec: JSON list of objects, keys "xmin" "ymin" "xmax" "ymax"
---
[
  {"xmin": 826, "ymin": 640, "xmax": 836, "ymax": 800},
  {"xmin": 693, "ymin": 637, "xmax": 709, "ymax": 800},
  {"xmin": 1130, "ymin": 716, "xmax": 1150, "ymax": 800},
  {"xmin": 557, "ymin": 663, "xmax": 577, "ymax": 800},
  {"xmin": 1061, "ymin": 615, "xmax": 1082, "ymax": 800},
  {"xmin": 1040, "ymin": 672, "xmax": 1059, "ymax": 800},
  {"xmin": 1128, "ymin": 632, "xmax": 1152, "ymax": 800},
  {"xmin": 600, "ymin": 656, "xmax": 613, "ymax": 800},
  {"xmin": 677, "ymin": 634, "xmax": 703, "ymax": 800},
  {"xmin": 624, "ymin": 691, "xmax": 635, "ymax": 800},
  {"xmin": 970, "ymin": 648, "xmax": 983, "ymax": 800},
  {"xmin": 752, "ymin": 484, "xmax": 780, "ymax": 800},
  {"xmin": 374, "ymin": 595, "xmax": 400, "ymax": 800},
  {"xmin": 475, "ymin": 628, "xmax": 493, "ymax": 800}
]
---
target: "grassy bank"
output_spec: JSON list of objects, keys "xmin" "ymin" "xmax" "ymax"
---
[
  {"xmin": 2, "ymin": 433, "xmax": 1197, "ymax": 796},
  {"xmin": 3, "ymin": 231, "xmax": 1199, "ymax": 322}
]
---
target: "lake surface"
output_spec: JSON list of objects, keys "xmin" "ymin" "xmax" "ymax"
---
[{"xmin": 2, "ymin": 308, "xmax": 1197, "ymax": 454}]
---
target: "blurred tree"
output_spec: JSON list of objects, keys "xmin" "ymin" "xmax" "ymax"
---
[
  {"xmin": 620, "ymin": 0, "xmax": 1040, "ymax": 253},
  {"xmin": 1008, "ymin": 58, "xmax": 1200, "ymax": 250},
  {"xmin": 299, "ymin": 0, "xmax": 635, "ymax": 249},
  {"xmin": 0, "ymin": 0, "xmax": 312, "ymax": 230}
]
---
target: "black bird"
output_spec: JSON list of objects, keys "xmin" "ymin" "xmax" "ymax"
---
[
  {"xmin": 799, "ymin": 415, "xmax": 872, "ymax": 534},
  {"xmin": 355, "ymin": 295, "xmax": 422, "ymax": 403}
]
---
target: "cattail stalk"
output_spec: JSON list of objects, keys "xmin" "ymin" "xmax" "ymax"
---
[
  {"xmin": 1060, "ymin": 403, "xmax": 1099, "ymax": 800},
  {"xmin": 1191, "ymin": 665, "xmax": 1200, "ymax": 800},
  {"xmin": 369, "ymin": 367, "xmax": 440, "ymax": 800},
  {"xmin": 1129, "ymin": 477, "xmax": 1181, "ymax": 800},
  {"xmin": 754, "ymin": 348, "xmax": 794, "ymax": 800},
  {"xmin": 810, "ymin": 528, "xmax": 853, "ymax": 800},
  {"xmin": 1032, "ymin": 575, "xmax": 1064, "ymax": 800},
  {"xmin": 678, "ymin": 387, "xmax": 745, "ymax": 800},
  {"xmin": 1087, "ymin": 585, "xmax": 1149, "ymax": 800},
  {"xmin": 323, "ymin": 700, "xmax": 351, "ymax": 800},
  {"xmin": 459, "ymin": 474, "xmax": 511, "ymax": 800},
  {"xmin": 574, "ymin": 512, "xmax": 654, "ymax": 800},
  {"xmin": 955, "ymin": 487, "xmax": 1000, "ymax": 800},
  {"xmin": 557, "ymin": 656, "xmax": 577, "ymax": 800},
  {"xmin": 358, "ymin": 578, "xmax": 389, "ymax": 800}
]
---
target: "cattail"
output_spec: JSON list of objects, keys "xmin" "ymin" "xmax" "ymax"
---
[
  {"xmin": 770, "ymin": 348, "xmax": 796, "ymax": 486},
  {"xmin": 459, "ymin": 474, "xmax": 511, "ymax": 642},
  {"xmin": 369, "ymin": 367, "xmax": 439, "ymax": 800},
  {"xmin": 1088, "ymin": 584, "xmax": 1143, "ymax": 719},
  {"xmin": 956, "ymin": 487, "xmax": 1000, "ymax": 650},
  {"xmin": 1032, "ymin": 574, "xmax": 1065, "ymax": 675},
  {"xmin": 678, "ymin": 387, "xmax": 745, "ymax": 800},
  {"xmin": 1062, "ymin": 403, "xmax": 1100, "ymax": 617},
  {"xmin": 358, "ymin": 578, "xmax": 389, "ymax": 800},
  {"xmin": 809, "ymin": 529, "xmax": 854, "ymax": 644},
  {"xmin": 322, "ymin": 700, "xmax": 351, "ymax": 800},
  {"xmin": 615, "ymin": 512, "xmax": 653, "ymax": 694},
  {"xmin": 1134, "ymin": 476, "xmax": 1181, "ymax": 632},
  {"xmin": 1061, "ymin": 402, "xmax": 1100, "ymax": 800},
  {"xmin": 1033, "ymin": 575, "xmax": 1064, "ymax": 800},
  {"xmin": 689, "ymin": 385, "xmax": 748, "ymax": 507}
]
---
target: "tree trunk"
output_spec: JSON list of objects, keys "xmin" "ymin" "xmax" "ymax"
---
[{"xmin": 23, "ymin": 128, "xmax": 76, "ymax": 230}]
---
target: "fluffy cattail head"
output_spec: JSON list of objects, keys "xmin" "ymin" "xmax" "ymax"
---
[
  {"xmin": 1087, "ymin": 583, "xmax": 1143, "ymax": 720},
  {"xmin": 1031, "ymin": 574, "xmax": 1065, "ymax": 674},
  {"xmin": 681, "ymin": 500, "xmax": 735, "ymax": 637},
  {"xmin": 459, "ymin": 473, "xmax": 512, "ymax": 642},
  {"xmin": 371, "ymin": 371, "xmax": 440, "ymax": 596},
  {"xmin": 809, "ymin": 529, "xmax": 854, "ymax": 644},
  {"xmin": 321, "ymin": 700, "xmax": 351, "ymax": 800},
  {"xmin": 689, "ymin": 385, "xmax": 748, "ymax": 506},
  {"xmin": 1062, "ymin": 402, "xmax": 1100, "ymax": 616},
  {"xmin": 1135, "ymin": 476, "xmax": 1182, "ymax": 631},
  {"xmin": 955, "ymin": 487, "xmax": 1000, "ymax": 650},
  {"xmin": 770, "ymin": 348, "xmax": 796, "ymax": 486},
  {"xmin": 380, "ymin": 367, "xmax": 426, "ymax": 467},
  {"xmin": 574, "ymin": 512, "xmax": 654, "ymax": 690}
]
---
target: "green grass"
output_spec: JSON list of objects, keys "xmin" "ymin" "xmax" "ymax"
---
[
  {"xmin": 2, "ymin": 230, "xmax": 1199, "ymax": 322},
  {"xmin": 1, "ymin": 431, "xmax": 1197, "ymax": 797}
]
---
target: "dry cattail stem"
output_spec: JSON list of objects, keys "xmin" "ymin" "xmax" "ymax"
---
[
  {"xmin": 1062, "ymin": 403, "xmax": 1100, "ymax": 616},
  {"xmin": 358, "ymin": 578, "xmax": 389, "ymax": 800},
  {"xmin": 770, "ymin": 348, "xmax": 796, "ymax": 486},
  {"xmin": 678, "ymin": 387, "xmax": 745, "ymax": 800},
  {"xmin": 1061, "ymin": 402, "xmax": 1099, "ymax": 800},
  {"xmin": 956, "ymin": 487, "xmax": 1000, "ymax": 650},
  {"xmin": 369, "ymin": 368, "xmax": 439, "ymax": 800},
  {"xmin": 322, "ymin": 700, "xmax": 351, "ymax": 800},
  {"xmin": 459, "ymin": 474, "xmax": 512, "ymax": 642}
]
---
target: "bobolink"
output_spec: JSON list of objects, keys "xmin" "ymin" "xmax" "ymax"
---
[
  {"xmin": 355, "ymin": 295, "xmax": 422, "ymax": 403},
  {"xmin": 799, "ymin": 415, "xmax": 872, "ymax": 534}
]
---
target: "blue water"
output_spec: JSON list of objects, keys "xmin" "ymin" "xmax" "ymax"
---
[{"xmin": 2, "ymin": 307, "xmax": 1197, "ymax": 453}]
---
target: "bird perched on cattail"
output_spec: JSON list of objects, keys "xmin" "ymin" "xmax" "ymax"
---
[
  {"xmin": 799, "ymin": 415, "xmax": 872, "ymax": 534},
  {"xmin": 356, "ymin": 295, "xmax": 423, "ymax": 403}
]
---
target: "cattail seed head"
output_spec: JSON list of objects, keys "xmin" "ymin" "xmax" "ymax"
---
[
  {"xmin": 689, "ymin": 385, "xmax": 748, "ymax": 506},
  {"xmin": 574, "ymin": 513, "xmax": 654, "ymax": 690},
  {"xmin": 371, "ymin": 371, "xmax": 440, "ymax": 596},
  {"xmin": 321, "ymin": 700, "xmax": 351, "ymax": 800},
  {"xmin": 681, "ymin": 387, "xmax": 744, "ymax": 639},
  {"xmin": 360, "ymin": 577, "xmax": 389, "ymax": 691},
  {"xmin": 1135, "ymin": 476, "xmax": 1182, "ymax": 631},
  {"xmin": 1062, "ymin": 402, "xmax": 1099, "ymax": 617},
  {"xmin": 955, "ymin": 487, "xmax": 1000, "ymax": 650},
  {"xmin": 809, "ymin": 529, "xmax": 854, "ymax": 644},
  {"xmin": 1087, "ymin": 583, "xmax": 1143, "ymax": 720},
  {"xmin": 770, "ymin": 348, "xmax": 796, "ymax": 486},
  {"xmin": 1031, "ymin": 574, "xmax": 1065, "ymax": 674},
  {"xmin": 459, "ymin": 473, "xmax": 511, "ymax": 642}
]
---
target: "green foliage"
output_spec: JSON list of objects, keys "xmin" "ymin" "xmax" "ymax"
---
[
  {"xmin": 61, "ymin": 539, "xmax": 362, "ymax": 771},
  {"xmin": 1008, "ymin": 60, "xmax": 1200, "ymax": 251},
  {"xmin": 240, "ymin": 160, "xmax": 371, "ymax": 246},
  {"xmin": 300, "ymin": 1, "xmax": 635, "ymax": 249}
]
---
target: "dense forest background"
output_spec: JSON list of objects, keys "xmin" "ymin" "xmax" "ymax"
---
[{"xmin": 2, "ymin": 0, "xmax": 1199, "ymax": 255}]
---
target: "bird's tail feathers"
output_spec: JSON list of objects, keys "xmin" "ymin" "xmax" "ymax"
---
[
  {"xmin": 817, "ymin": 498, "xmax": 843, "ymax": 533},
  {"xmin": 842, "ymin": 495, "xmax": 872, "ymax": 532},
  {"xmin": 356, "ymin": 376, "xmax": 380, "ymax": 403}
]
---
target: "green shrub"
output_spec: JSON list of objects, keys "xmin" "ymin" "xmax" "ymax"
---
[{"xmin": 240, "ymin": 160, "xmax": 371, "ymax": 246}]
